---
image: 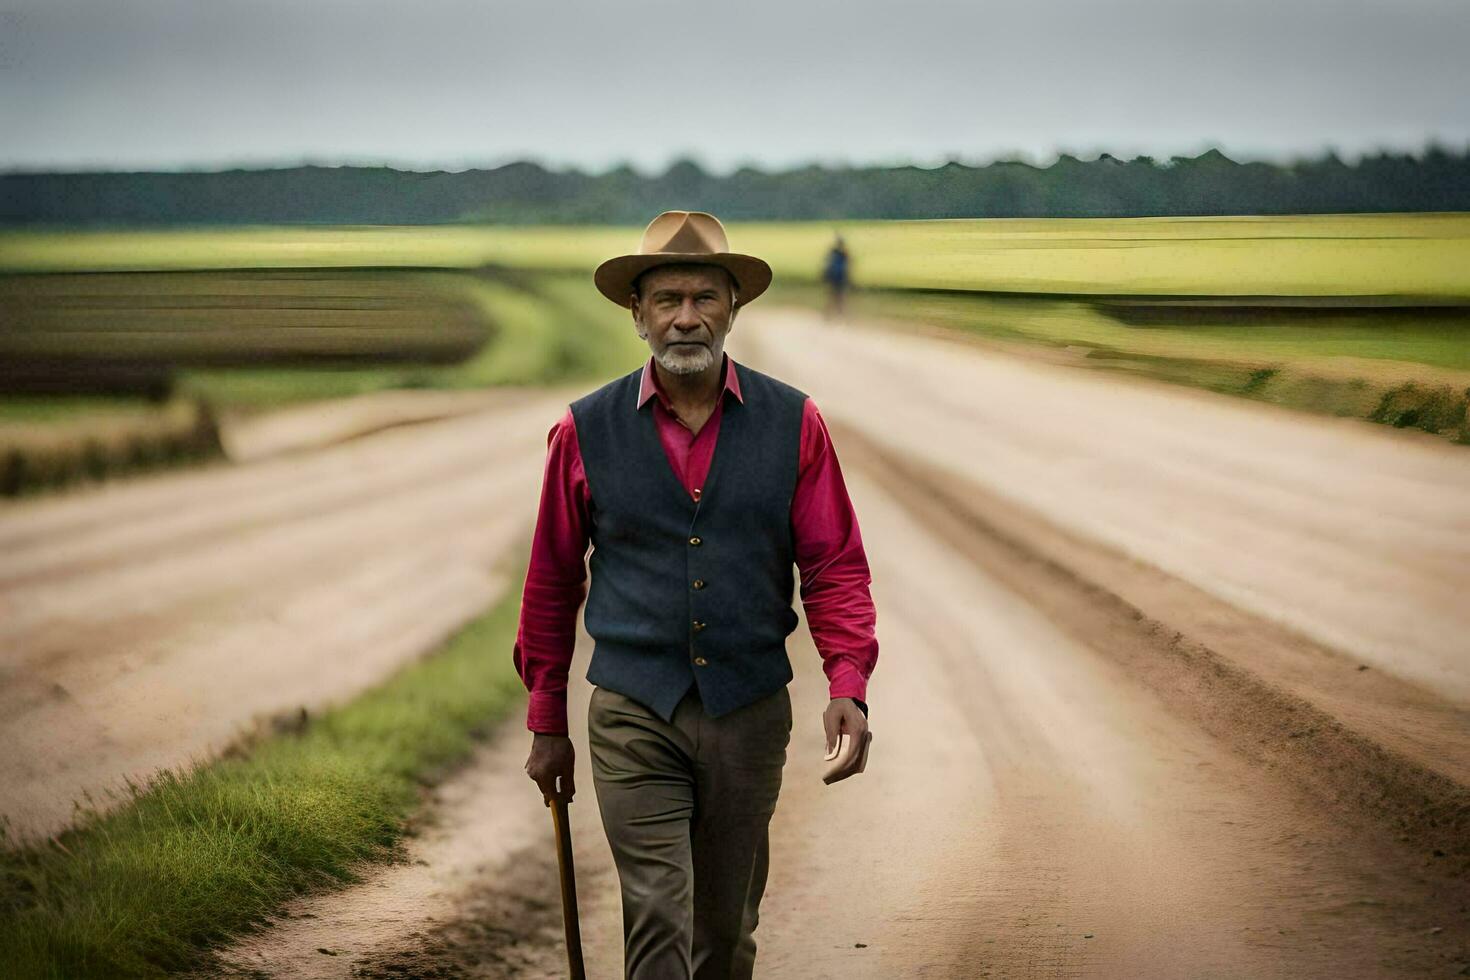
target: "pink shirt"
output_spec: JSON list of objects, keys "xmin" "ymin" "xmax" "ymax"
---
[{"xmin": 512, "ymin": 352, "xmax": 879, "ymax": 734}]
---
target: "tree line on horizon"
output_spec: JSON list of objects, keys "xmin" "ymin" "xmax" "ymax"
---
[{"xmin": 2, "ymin": 145, "xmax": 1468, "ymax": 226}]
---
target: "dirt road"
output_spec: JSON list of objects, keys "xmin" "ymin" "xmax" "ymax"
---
[
  {"xmin": 8, "ymin": 307, "xmax": 1470, "ymax": 976},
  {"xmin": 211, "ymin": 468, "xmax": 1469, "ymax": 978},
  {"xmin": 743, "ymin": 309, "xmax": 1470, "ymax": 702},
  {"xmin": 0, "ymin": 387, "xmax": 571, "ymax": 842}
]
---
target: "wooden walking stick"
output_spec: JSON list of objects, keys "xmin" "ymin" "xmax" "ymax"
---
[{"xmin": 549, "ymin": 789, "xmax": 586, "ymax": 980}]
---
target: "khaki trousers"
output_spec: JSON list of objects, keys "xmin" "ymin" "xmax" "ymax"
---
[{"xmin": 588, "ymin": 682, "xmax": 792, "ymax": 980}]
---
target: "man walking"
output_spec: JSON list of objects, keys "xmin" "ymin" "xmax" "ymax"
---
[
  {"xmin": 822, "ymin": 233, "xmax": 851, "ymax": 320},
  {"xmin": 514, "ymin": 210, "xmax": 879, "ymax": 979}
]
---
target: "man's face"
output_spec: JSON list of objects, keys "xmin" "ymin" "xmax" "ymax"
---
[{"xmin": 631, "ymin": 264, "xmax": 738, "ymax": 376}]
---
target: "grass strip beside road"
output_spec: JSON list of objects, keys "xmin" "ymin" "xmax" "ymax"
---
[
  {"xmin": 781, "ymin": 283, "xmax": 1470, "ymax": 443},
  {"xmin": 0, "ymin": 576, "xmax": 531, "ymax": 979}
]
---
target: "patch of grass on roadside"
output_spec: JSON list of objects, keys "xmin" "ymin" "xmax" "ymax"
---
[
  {"xmin": 528, "ymin": 269, "xmax": 650, "ymax": 376},
  {"xmin": 836, "ymin": 288, "xmax": 1470, "ymax": 372},
  {"xmin": 0, "ymin": 576, "xmax": 532, "ymax": 979},
  {"xmin": 451, "ymin": 269, "xmax": 643, "ymax": 387}
]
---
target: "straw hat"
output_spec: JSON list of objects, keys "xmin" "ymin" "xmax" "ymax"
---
[{"xmin": 593, "ymin": 210, "xmax": 773, "ymax": 308}]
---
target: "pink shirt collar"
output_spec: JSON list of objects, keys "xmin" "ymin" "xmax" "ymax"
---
[{"xmin": 637, "ymin": 351, "xmax": 744, "ymax": 411}]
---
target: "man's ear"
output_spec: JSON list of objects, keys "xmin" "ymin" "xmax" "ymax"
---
[{"xmin": 630, "ymin": 295, "xmax": 647, "ymax": 339}]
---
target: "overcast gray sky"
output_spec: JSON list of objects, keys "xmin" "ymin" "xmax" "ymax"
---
[{"xmin": 3, "ymin": 0, "xmax": 1467, "ymax": 174}]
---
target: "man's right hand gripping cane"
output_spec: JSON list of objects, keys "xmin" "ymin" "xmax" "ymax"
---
[{"xmin": 526, "ymin": 733, "xmax": 577, "ymax": 805}]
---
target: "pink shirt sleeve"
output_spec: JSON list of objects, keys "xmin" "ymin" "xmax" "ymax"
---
[
  {"xmin": 792, "ymin": 398, "xmax": 879, "ymax": 708},
  {"xmin": 511, "ymin": 408, "xmax": 591, "ymax": 735}
]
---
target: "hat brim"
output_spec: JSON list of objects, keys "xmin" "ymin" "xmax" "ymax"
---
[{"xmin": 593, "ymin": 252, "xmax": 773, "ymax": 309}]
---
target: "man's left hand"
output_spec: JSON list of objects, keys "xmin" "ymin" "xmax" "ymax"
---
[{"xmin": 823, "ymin": 697, "xmax": 869, "ymax": 758}]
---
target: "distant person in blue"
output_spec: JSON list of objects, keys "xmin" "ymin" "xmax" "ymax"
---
[{"xmin": 822, "ymin": 233, "xmax": 850, "ymax": 320}]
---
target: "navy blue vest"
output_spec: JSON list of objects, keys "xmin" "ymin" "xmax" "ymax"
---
[{"xmin": 569, "ymin": 360, "xmax": 808, "ymax": 721}]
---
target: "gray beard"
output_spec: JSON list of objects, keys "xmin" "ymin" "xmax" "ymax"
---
[{"xmin": 656, "ymin": 341, "xmax": 719, "ymax": 375}]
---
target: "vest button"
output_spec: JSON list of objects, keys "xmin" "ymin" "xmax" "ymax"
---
[
  {"xmin": 692, "ymin": 579, "xmax": 705, "ymax": 590},
  {"xmin": 692, "ymin": 620, "xmax": 706, "ymax": 632},
  {"xmin": 689, "ymin": 536, "xmax": 702, "ymax": 547},
  {"xmin": 693, "ymin": 656, "xmax": 709, "ymax": 666}
]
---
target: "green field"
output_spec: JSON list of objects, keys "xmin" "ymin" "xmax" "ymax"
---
[
  {"xmin": 0, "ymin": 265, "xmax": 644, "ymax": 495},
  {"xmin": 4, "ymin": 213, "xmax": 1469, "ymax": 298},
  {"xmin": 0, "ymin": 268, "xmax": 640, "ymax": 408},
  {"xmin": 0, "ymin": 270, "xmax": 487, "ymax": 399},
  {"xmin": 1, "ymin": 213, "xmax": 1466, "ymax": 485},
  {"xmin": 165, "ymin": 270, "xmax": 641, "ymax": 410}
]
